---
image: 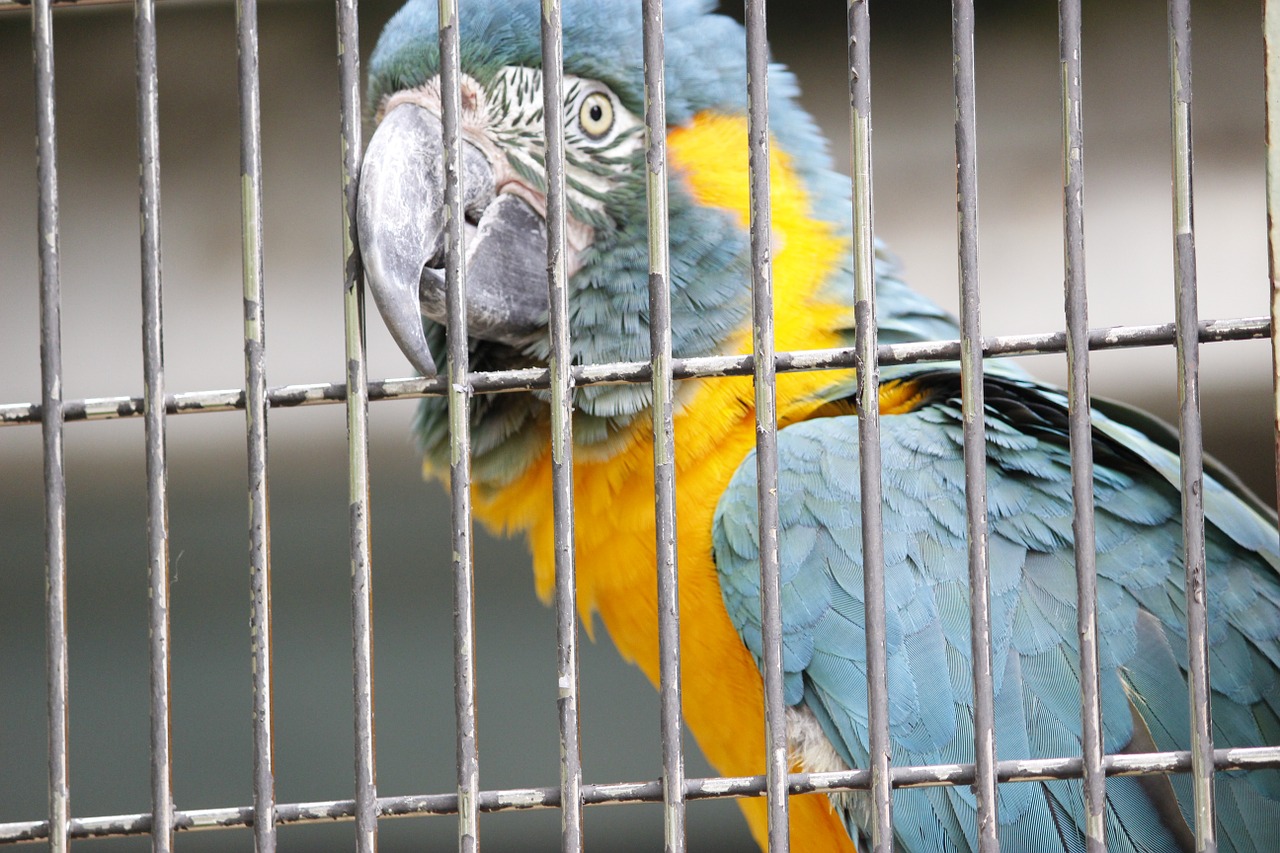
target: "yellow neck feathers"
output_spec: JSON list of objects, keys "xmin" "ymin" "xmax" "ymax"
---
[{"xmin": 470, "ymin": 111, "xmax": 857, "ymax": 852}]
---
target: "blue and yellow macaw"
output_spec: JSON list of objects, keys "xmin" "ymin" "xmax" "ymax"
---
[{"xmin": 356, "ymin": 0, "xmax": 1280, "ymax": 849}]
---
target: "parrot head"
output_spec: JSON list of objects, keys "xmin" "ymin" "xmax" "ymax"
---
[{"xmin": 358, "ymin": 0, "xmax": 862, "ymax": 469}]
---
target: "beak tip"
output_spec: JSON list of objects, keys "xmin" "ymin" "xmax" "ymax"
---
[
  {"xmin": 409, "ymin": 347, "xmax": 439, "ymax": 379},
  {"xmin": 357, "ymin": 102, "xmax": 446, "ymax": 380}
]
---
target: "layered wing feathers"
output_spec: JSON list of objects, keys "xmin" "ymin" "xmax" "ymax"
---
[{"xmin": 713, "ymin": 371, "xmax": 1280, "ymax": 851}]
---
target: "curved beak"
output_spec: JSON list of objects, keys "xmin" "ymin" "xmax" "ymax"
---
[{"xmin": 357, "ymin": 101, "xmax": 551, "ymax": 377}]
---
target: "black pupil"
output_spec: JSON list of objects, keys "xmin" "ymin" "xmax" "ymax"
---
[{"xmin": 589, "ymin": 103, "xmax": 604, "ymax": 123}]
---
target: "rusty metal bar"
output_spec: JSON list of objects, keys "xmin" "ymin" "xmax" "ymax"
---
[
  {"xmin": 1058, "ymin": 1, "xmax": 1106, "ymax": 849},
  {"xmin": 232, "ymin": 0, "xmax": 278, "ymax": 849},
  {"xmin": 1, "ymin": 316, "xmax": 1270, "ymax": 428},
  {"xmin": 847, "ymin": 1, "xmax": 893, "ymax": 850},
  {"xmin": 1167, "ymin": 1, "xmax": 1217, "ymax": 849},
  {"xmin": 31, "ymin": 1, "xmax": 69, "ymax": 849},
  {"xmin": 437, "ymin": 1, "xmax": 480, "ymax": 850},
  {"xmin": 135, "ymin": 0, "xmax": 175, "ymax": 847},
  {"xmin": 335, "ymin": 0, "xmax": 379, "ymax": 847},
  {"xmin": 951, "ymin": 0, "xmax": 1000, "ymax": 848},
  {"xmin": 1266, "ymin": 0, "xmax": 1280, "ymax": 532},
  {"xmin": 538, "ymin": 1, "xmax": 585, "ymax": 850},
  {"xmin": 5, "ymin": 744, "xmax": 1279, "ymax": 845},
  {"xmin": 641, "ymin": 0, "xmax": 687, "ymax": 850},
  {"xmin": 743, "ymin": 0, "xmax": 788, "ymax": 848},
  {"xmin": 2, "ymin": 0, "xmax": 135, "ymax": 8}
]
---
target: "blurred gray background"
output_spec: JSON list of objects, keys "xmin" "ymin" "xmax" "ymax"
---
[{"xmin": 0, "ymin": 0, "xmax": 1271, "ymax": 850}]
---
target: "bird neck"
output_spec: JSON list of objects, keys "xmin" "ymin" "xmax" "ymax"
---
[{"xmin": 471, "ymin": 108, "xmax": 857, "ymax": 576}]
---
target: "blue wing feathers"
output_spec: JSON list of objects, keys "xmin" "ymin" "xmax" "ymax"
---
[{"xmin": 712, "ymin": 370, "xmax": 1280, "ymax": 850}]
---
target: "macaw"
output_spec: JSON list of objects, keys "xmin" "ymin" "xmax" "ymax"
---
[{"xmin": 355, "ymin": 0, "xmax": 1280, "ymax": 849}]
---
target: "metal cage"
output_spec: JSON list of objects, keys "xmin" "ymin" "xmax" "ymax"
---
[{"xmin": 2, "ymin": 0, "xmax": 1279, "ymax": 851}]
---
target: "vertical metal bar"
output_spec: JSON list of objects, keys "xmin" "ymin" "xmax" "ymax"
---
[
  {"xmin": 336, "ymin": 0, "xmax": 379, "ymax": 847},
  {"xmin": 32, "ymin": 3, "xmax": 70, "ymax": 850},
  {"xmin": 134, "ymin": 0, "xmax": 174, "ymax": 847},
  {"xmin": 1167, "ymin": 2, "xmax": 1216, "ymax": 849},
  {"xmin": 951, "ymin": 2, "xmax": 1000, "ymax": 849},
  {"xmin": 1059, "ymin": 2, "xmax": 1106, "ymax": 850},
  {"xmin": 847, "ymin": 3, "xmax": 892, "ymax": 851},
  {"xmin": 1265, "ymin": 0, "xmax": 1280, "ymax": 532},
  {"xmin": 538, "ymin": 3, "xmax": 585, "ymax": 851},
  {"xmin": 233, "ymin": 0, "xmax": 277, "ymax": 848},
  {"xmin": 437, "ymin": 3, "xmax": 480, "ymax": 851},
  {"xmin": 743, "ymin": 1, "xmax": 788, "ymax": 850},
  {"xmin": 641, "ymin": 1, "xmax": 687, "ymax": 850}
]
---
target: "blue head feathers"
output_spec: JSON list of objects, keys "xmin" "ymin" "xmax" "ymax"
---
[
  {"xmin": 369, "ymin": 0, "xmax": 953, "ymax": 480},
  {"xmin": 367, "ymin": 0, "xmax": 848, "ymax": 227}
]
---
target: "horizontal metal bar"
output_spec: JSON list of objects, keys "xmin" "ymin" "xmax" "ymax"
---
[
  {"xmin": 5, "ymin": 746, "xmax": 1278, "ymax": 845},
  {"xmin": 0, "ymin": 316, "xmax": 1268, "ymax": 427},
  {"xmin": 0, "ymin": 0, "xmax": 139, "ymax": 10}
]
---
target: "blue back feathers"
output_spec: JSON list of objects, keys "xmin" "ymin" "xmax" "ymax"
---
[{"xmin": 713, "ymin": 369, "xmax": 1280, "ymax": 851}]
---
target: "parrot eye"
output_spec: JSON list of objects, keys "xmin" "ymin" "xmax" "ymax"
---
[{"xmin": 577, "ymin": 91, "xmax": 615, "ymax": 141}]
